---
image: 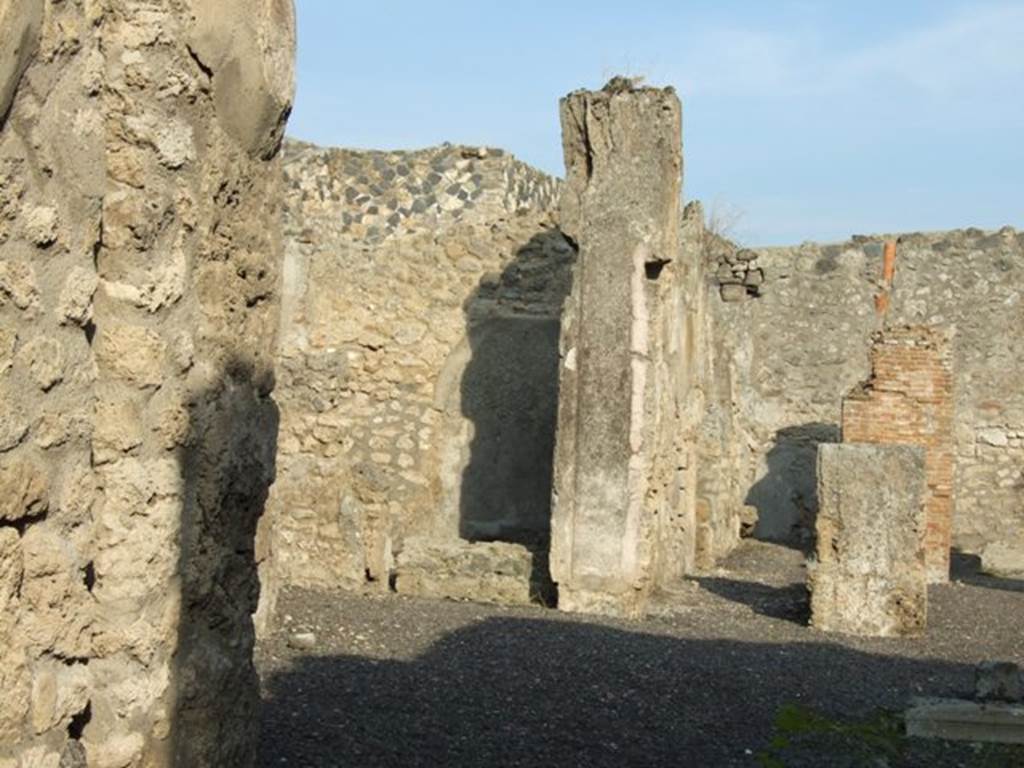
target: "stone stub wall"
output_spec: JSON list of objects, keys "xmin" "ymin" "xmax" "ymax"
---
[
  {"xmin": 266, "ymin": 141, "xmax": 573, "ymax": 604},
  {"xmin": 842, "ymin": 327, "xmax": 955, "ymax": 582},
  {"xmin": 810, "ymin": 443, "xmax": 928, "ymax": 637},
  {"xmin": 708, "ymin": 228, "xmax": 1023, "ymax": 558},
  {"xmin": 1, "ymin": 1, "xmax": 293, "ymax": 766}
]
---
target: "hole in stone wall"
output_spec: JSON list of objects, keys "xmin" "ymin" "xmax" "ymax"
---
[
  {"xmin": 83, "ymin": 320, "xmax": 96, "ymax": 345},
  {"xmin": 364, "ymin": 567, "xmax": 376, "ymax": 583},
  {"xmin": 67, "ymin": 700, "xmax": 91, "ymax": 740},
  {"xmin": 82, "ymin": 561, "xmax": 96, "ymax": 592},
  {"xmin": 645, "ymin": 259, "xmax": 669, "ymax": 281}
]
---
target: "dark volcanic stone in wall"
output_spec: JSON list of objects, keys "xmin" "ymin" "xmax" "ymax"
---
[{"xmin": 283, "ymin": 141, "xmax": 560, "ymax": 246}]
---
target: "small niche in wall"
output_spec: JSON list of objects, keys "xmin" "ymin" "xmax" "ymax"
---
[
  {"xmin": 645, "ymin": 258, "xmax": 670, "ymax": 281},
  {"xmin": 82, "ymin": 561, "xmax": 96, "ymax": 592}
]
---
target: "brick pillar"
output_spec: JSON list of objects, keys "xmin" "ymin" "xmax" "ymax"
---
[
  {"xmin": 549, "ymin": 79, "xmax": 686, "ymax": 617},
  {"xmin": 842, "ymin": 326, "xmax": 955, "ymax": 582}
]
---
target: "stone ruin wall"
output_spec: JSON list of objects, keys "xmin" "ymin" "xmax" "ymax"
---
[
  {"xmin": 0, "ymin": 0, "xmax": 1013, "ymax": 754},
  {"xmin": 266, "ymin": 105, "xmax": 728, "ymax": 612},
  {"xmin": 265, "ymin": 140, "xmax": 572, "ymax": 603},
  {"xmin": 269, "ymin": 127, "xmax": 1023, "ymax": 604},
  {"xmin": 708, "ymin": 227, "xmax": 1024, "ymax": 559},
  {"xmin": 266, "ymin": 104, "xmax": 1023, "ymax": 625},
  {"xmin": 1, "ymin": 1, "xmax": 294, "ymax": 765}
]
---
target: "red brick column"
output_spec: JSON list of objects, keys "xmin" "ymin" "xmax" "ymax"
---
[{"xmin": 842, "ymin": 327, "xmax": 955, "ymax": 582}]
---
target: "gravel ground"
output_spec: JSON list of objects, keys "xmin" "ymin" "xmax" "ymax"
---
[{"xmin": 257, "ymin": 541, "xmax": 1024, "ymax": 767}]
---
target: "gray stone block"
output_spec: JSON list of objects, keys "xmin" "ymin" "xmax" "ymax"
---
[
  {"xmin": 981, "ymin": 540, "xmax": 1024, "ymax": 579},
  {"xmin": 720, "ymin": 284, "xmax": 749, "ymax": 302},
  {"xmin": 809, "ymin": 443, "xmax": 928, "ymax": 637},
  {"xmin": 393, "ymin": 538, "xmax": 542, "ymax": 606},
  {"xmin": 906, "ymin": 698, "xmax": 1024, "ymax": 745}
]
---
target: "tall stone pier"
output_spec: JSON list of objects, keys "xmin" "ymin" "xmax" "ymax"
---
[
  {"xmin": 0, "ymin": 2, "xmax": 294, "ymax": 765},
  {"xmin": 549, "ymin": 80, "xmax": 693, "ymax": 617}
]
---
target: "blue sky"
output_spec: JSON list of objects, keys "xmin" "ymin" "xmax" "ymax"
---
[{"xmin": 289, "ymin": 1, "xmax": 1024, "ymax": 245}]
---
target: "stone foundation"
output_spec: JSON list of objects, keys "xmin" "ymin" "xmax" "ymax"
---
[
  {"xmin": 393, "ymin": 538, "xmax": 548, "ymax": 606},
  {"xmin": 810, "ymin": 443, "xmax": 928, "ymax": 637},
  {"xmin": 0, "ymin": 1, "xmax": 294, "ymax": 765}
]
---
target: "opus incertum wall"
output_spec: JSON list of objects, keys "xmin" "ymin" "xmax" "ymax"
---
[
  {"xmin": 0, "ymin": 1, "xmax": 294, "ymax": 765},
  {"xmin": 264, "ymin": 139, "xmax": 573, "ymax": 612}
]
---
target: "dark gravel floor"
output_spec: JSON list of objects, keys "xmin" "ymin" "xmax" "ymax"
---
[{"xmin": 256, "ymin": 542, "xmax": 1024, "ymax": 767}]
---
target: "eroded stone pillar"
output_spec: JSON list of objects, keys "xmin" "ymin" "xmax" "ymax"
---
[
  {"xmin": 0, "ymin": 1, "xmax": 294, "ymax": 765},
  {"xmin": 809, "ymin": 443, "xmax": 929, "ymax": 637},
  {"xmin": 549, "ymin": 79, "xmax": 689, "ymax": 617}
]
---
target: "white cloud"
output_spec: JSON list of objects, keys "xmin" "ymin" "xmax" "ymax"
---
[{"xmin": 838, "ymin": 4, "xmax": 1024, "ymax": 98}]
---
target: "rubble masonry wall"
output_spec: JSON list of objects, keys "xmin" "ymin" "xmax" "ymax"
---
[
  {"xmin": 0, "ymin": 1, "xmax": 294, "ymax": 765},
  {"xmin": 266, "ymin": 140, "xmax": 572, "ymax": 602}
]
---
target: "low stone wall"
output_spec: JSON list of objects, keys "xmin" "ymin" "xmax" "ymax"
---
[
  {"xmin": 1, "ymin": 1, "xmax": 293, "ymax": 765},
  {"xmin": 709, "ymin": 228, "xmax": 1023, "ymax": 556},
  {"xmin": 265, "ymin": 142, "xmax": 573, "ymax": 605}
]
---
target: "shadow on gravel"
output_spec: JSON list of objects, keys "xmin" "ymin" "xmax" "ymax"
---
[
  {"xmin": 951, "ymin": 551, "xmax": 1024, "ymax": 594},
  {"xmin": 694, "ymin": 576, "xmax": 810, "ymax": 624},
  {"xmin": 258, "ymin": 617, "xmax": 986, "ymax": 768}
]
